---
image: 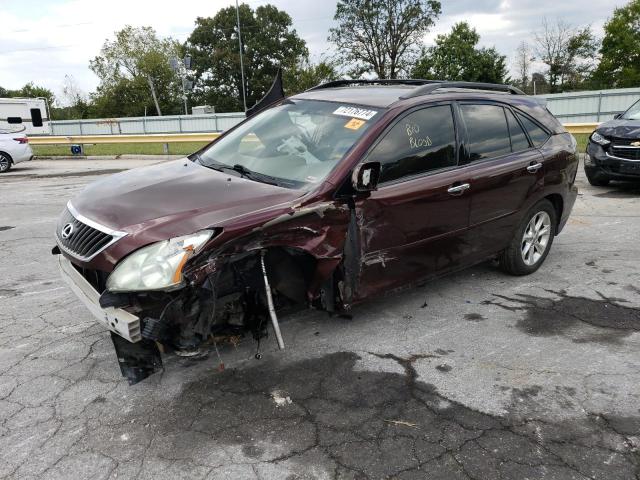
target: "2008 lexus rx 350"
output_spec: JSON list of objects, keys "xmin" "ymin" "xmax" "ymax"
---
[{"xmin": 53, "ymin": 80, "xmax": 578, "ymax": 384}]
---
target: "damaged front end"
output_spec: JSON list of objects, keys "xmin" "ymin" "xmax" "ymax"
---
[{"xmin": 56, "ymin": 200, "xmax": 356, "ymax": 385}]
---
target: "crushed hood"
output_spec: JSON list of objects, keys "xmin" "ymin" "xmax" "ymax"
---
[
  {"xmin": 596, "ymin": 119, "xmax": 640, "ymax": 139},
  {"xmin": 71, "ymin": 159, "xmax": 305, "ymax": 239}
]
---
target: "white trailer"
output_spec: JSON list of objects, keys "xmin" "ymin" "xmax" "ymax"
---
[{"xmin": 0, "ymin": 97, "xmax": 51, "ymax": 135}]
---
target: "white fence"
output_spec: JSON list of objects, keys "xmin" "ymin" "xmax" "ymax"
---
[
  {"xmin": 46, "ymin": 87, "xmax": 640, "ymax": 136},
  {"xmin": 539, "ymin": 87, "xmax": 640, "ymax": 123},
  {"xmin": 49, "ymin": 112, "xmax": 245, "ymax": 136}
]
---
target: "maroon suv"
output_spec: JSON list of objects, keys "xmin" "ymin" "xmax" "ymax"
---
[{"xmin": 53, "ymin": 80, "xmax": 579, "ymax": 383}]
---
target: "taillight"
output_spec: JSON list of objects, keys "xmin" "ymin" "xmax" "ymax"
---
[{"xmin": 13, "ymin": 138, "xmax": 28, "ymax": 144}]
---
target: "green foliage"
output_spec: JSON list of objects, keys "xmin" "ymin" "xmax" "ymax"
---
[
  {"xmin": 330, "ymin": 0, "xmax": 441, "ymax": 79},
  {"xmin": 412, "ymin": 22, "xmax": 509, "ymax": 83},
  {"xmin": 593, "ymin": 0, "xmax": 640, "ymax": 88},
  {"xmin": 186, "ymin": 4, "xmax": 308, "ymax": 112},
  {"xmin": 0, "ymin": 82, "xmax": 56, "ymax": 107},
  {"xmin": 90, "ymin": 26, "xmax": 183, "ymax": 117},
  {"xmin": 284, "ymin": 59, "xmax": 340, "ymax": 94}
]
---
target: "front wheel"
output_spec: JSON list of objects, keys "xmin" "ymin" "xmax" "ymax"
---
[
  {"xmin": 0, "ymin": 153, "xmax": 11, "ymax": 173},
  {"xmin": 499, "ymin": 200, "xmax": 557, "ymax": 276}
]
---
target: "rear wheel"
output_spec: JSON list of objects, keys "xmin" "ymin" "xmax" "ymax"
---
[
  {"xmin": 0, "ymin": 153, "xmax": 11, "ymax": 173},
  {"xmin": 585, "ymin": 168, "xmax": 610, "ymax": 186},
  {"xmin": 499, "ymin": 199, "xmax": 557, "ymax": 276}
]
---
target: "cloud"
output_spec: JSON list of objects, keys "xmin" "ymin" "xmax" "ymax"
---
[{"xmin": 0, "ymin": 0, "xmax": 622, "ymax": 100}]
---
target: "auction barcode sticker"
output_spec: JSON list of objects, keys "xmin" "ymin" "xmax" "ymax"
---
[{"xmin": 333, "ymin": 106, "xmax": 378, "ymax": 121}]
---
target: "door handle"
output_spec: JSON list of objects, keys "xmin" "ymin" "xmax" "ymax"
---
[
  {"xmin": 447, "ymin": 183, "xmax": 470, "ymax": 195},
  {"xmin": 527, "ymin": 162, "xmax": 543, "ymax": 173}
]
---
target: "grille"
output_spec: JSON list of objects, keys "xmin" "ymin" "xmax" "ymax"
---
[
  {"xmin": 610, "ymin": 145, "xmax": 640, "ymax": 161},
  {"xmin": 608, "ymin": 137, "xmax": 639, "ymax": 146},
  {"xmin": 55, "ymin": 206, "xmax": 118, "ymax": 261}
]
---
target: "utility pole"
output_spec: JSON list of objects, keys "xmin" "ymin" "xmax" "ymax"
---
[
  {"xmin": 235, "ymin": 0, "xmax": 248, "ymax": 112},
  {"xmin": 146, "ymin": 76, "xmax": 162, "ymax": 116}
]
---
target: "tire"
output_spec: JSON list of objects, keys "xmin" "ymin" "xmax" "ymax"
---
[
  {"xmin": 585, "ymin": 168, "xmax": 610, "ymax": 186},
  {"xmin": 0, "ymin": 153, "xmax": 11, "ymax": 173},
  {"xmin": 499, "ymin": 199, "xmax": 557, "ymax": 276}
]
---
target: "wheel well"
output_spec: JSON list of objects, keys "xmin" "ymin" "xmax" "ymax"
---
[
  {"xmin": 0, "ymin": 151, "xmax": 12, "ymax": 163},
  {"xmin": 545, "ymin": 194, "xmax": 563, "ymax": 229}
]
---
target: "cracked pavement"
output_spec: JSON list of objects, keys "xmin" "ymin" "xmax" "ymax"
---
[{"xmin": 0, "ymin": 158, "xmax": 639, "ymax": 479}]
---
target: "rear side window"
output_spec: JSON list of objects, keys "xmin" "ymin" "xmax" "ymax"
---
[
  {"xmin": 460, "ymin": 104, "xmax": 511, "ymax": 162},
  {"xmin": 516, "ymin": 113, "xmax": 550, "ymax": 147},
  {"xmin": 367, "ymin": 105, "xmax": 457, "ymax": 183},
  {"xmin": 505, "ymin": 109, "xmax": 531, "ymax": 152}
]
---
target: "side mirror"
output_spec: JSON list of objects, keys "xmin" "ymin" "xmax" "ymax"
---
[
  {"xmin": 614, "ymin": 113, "xmax": 622, "ymax": 119},
  {"xmin": 7, "ymin": 117, "xmax": 22, "ymax": 124},
  {"xmin": 351, "ymin": 161, "xmax": 381, "ymax": 192}
]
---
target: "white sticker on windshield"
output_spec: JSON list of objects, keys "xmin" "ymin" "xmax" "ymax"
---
[{"xmin": 333, "ymin": 106, "xmax": 378, "ymax": 121}]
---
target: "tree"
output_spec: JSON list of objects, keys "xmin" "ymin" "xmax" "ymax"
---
[
  {"xmin": 329, "ymin": 0, "xmax": 441, "ymax": 79},
  {"xmin": 186, "ymin": 4, "xmax": 308, "ymax": 112},
  {"xmin": 514, "ymin": 41, "xmax": 534, "ymax": 92},
  {"xmin": 90, "ymin": 26, "xmax": 182, "ymax": 116},
  {"xmin": 534, "ymin": 19, "xmax": 598, "ymax": 92},
  {"xmin": 285, "ymin": 59, "xmax": 340, "ymax": 94},
  {"xmin": 0, "ymin": 83, "xmax": 56, "ymax": 107},
  {"xmin": 593, "ymin": 0, "xmax": 640, "ymax": 88},
  {"xmin": 52, "ymin": 75, "xmax": 93, "ymax": 120},
  {"xmin": 530, "ymin": 72, "xmax": 549, "ymax": 95},
  {"xmin": 412, "ymin": 22, "xmax": 509, "ymax": 84}
]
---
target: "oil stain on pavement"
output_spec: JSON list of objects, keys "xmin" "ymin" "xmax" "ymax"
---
[
  {"xmin": 482, "ymin": 290, "xmax": 640, "ymax": 345},
  {"xmin": 160, "ymin": 351, "xmax": 639, "ymax": 479}
]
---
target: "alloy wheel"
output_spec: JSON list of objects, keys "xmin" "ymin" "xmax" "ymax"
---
[
  {"xmin": 0, "ymin": 155, "xmax": 9, "ymax": 172},
  {"xmin": 521, "ymin": 211, "xmax": 551, "ymax": 266}
]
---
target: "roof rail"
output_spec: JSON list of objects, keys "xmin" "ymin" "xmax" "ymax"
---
[
  {"xmin": 400, "ymin": 81, "xmax": 525, "ymax": 99},
  {"xmin": 308, "ymin": 79, "xmax": 441, "ymax": 91}
]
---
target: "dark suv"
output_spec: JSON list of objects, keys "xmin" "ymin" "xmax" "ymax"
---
[
  {"xmin": 585, "ymin": 99, "xmax": 640, "ymax": 186},
  {"xmin": 53, "ymin": 80, "xmax": 578, "ymax": 383}
]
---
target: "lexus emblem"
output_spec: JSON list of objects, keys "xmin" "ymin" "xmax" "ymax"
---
[
  {"xmin": 61, "ymin": 223, "xmax": 74, "ymax": 239},
  {"xmin": 631, "ymin": 141, "xmax": 640, "ymax": 147}
]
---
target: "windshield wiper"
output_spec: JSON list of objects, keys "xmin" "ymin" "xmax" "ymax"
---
[
  {"xmin": 230, "ymin": 164, "xmax": 282, "ymax": 187},
  {"xmin": 204, "ymin": 161, "xmax": 281, "ymax": 187}
]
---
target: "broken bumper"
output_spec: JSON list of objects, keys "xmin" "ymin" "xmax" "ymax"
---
[{"xmin": 58, "ymin": 255, "xmax": 142, "ymax": 343}]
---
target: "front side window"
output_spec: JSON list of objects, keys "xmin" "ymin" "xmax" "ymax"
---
[
  {"xmin": 196, "ymin": 99, "xmax": 382, "ymax": 189},
  {"xmin": 460, "ymin": 104, "xmax": 511, "ymax": 162},
  {"xmin": 366, "ymin": 105, "xmax": 457, "ymax": 183}
]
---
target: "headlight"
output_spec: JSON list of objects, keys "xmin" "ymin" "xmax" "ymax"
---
[
  {"xmin": 590, "ymin": 132, "xmax": 610, "ymax": 146},
  {"xmin": 106, "ymin": 230, "xmax": 214, "ymax": 292}
]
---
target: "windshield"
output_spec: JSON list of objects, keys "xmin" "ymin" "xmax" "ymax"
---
[
  {"xmin": 195, "ymin": 99, "xmax": 382, "ymax": 189},
  {"xmin": 621, "ymin": 100, "xmax": 640, "ymax": 120}
]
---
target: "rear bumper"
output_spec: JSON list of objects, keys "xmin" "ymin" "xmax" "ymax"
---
[
  {"xmin": 58, "ymin": 255, "xmax": 141, "ymax": 342},
  {"xmin": 11, "ymin": 145, "xmax": 33, "ymax": 164}
]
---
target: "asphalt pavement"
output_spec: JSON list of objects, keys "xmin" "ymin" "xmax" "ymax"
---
[{"xmin": 0, "ymin": 157, "xmax": 639, "ymax": 479}]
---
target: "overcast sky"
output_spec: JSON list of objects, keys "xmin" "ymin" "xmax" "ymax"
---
[{"xmin": 0, "ymin": 0, "xmax": 625, "ymax": 103}]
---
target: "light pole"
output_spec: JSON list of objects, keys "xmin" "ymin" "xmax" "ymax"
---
[{"xmin": 235, "ymin": 0, "xmax": 248, "ymax": 112}]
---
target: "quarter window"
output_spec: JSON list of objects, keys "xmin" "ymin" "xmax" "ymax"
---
[
  {"xmin": 516, "ymin": 113, "xmax": 550, "ymax": 147},
  {"xmin": 505, "ymin": 109, "xmax": 531, "ymax": 152},
  {"xmin": 367, "ymin": 105, "xmax": 457, "ymax": 183},
  {"xmin": 460, "ymin": 104, "xmax": 511, "ymax": 162}
]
